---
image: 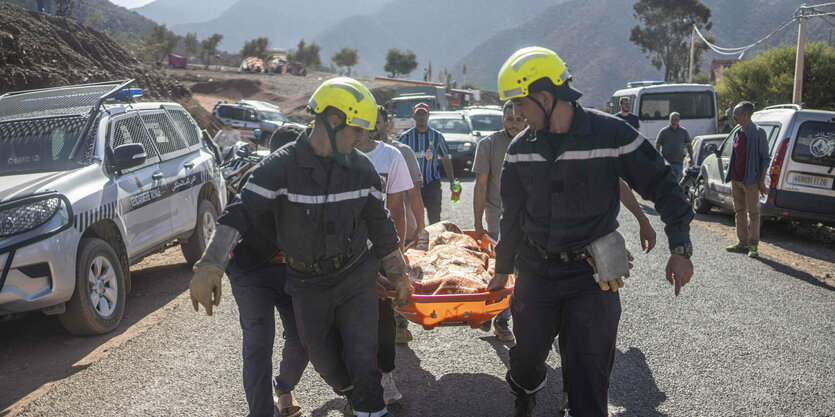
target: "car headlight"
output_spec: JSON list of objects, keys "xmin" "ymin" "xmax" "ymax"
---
[
  {"xmin": 0, "ymin": 196, "xmax": 63, "ymax": 238},
  {"xmin": 458, "ymin": 142, "xmax": 474, "ymax": 151}
]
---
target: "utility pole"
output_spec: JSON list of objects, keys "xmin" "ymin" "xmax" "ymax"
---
[
  {"xmin": 688, "ymin": 25, "xmax": 696, "ymax": 83},
  {"xmin": 793, "ymin": 5, "xmax": 807, "ymax": 105}
]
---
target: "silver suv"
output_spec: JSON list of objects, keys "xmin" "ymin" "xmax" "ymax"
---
[
  {"xmin": 693, "ymin": 104, "xmax": 835, "ymax": 226},
  {"xmin": 213, "ymin": 100, "xmax": 301, "ymax": 145},
  {"xmin": 0, "ymin": 80, "xmax": 227, "ymax": 335}
]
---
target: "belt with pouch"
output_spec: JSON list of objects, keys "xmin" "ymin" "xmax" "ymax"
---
[
  {"xmin": 523, "ymin": 234, "xmax": 590, "ymax": 263},
  {"xmin": 286, "ymin": 243, "xmax": 367, "ymax": 276}
]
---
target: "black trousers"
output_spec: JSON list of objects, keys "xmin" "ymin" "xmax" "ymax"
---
[
  {"xmin": 227, "ymin": 263, "xmax": 309, "ymax": 417},
  {"xmin": 377, "ymin": 298, "xmax": 396, "ymax": 373},
  {"xmin": 507, "ymin": 259, "xmax": 620, "ymax": 417},
  {"xmin": 292, "ymin": 257, "xmax": 386, "ymax": 416},
  {"xmin": 421, "ymin": 179, "xmax": 442, "ymax": 224}
]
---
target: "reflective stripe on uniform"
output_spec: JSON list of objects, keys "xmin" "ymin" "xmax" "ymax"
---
[
  {"xmin": 244, "ymin": 181, "xmax": 383, "ymax": 203},
  {"xmin": 556, "ymin": 135, "xmax": 644, "ymax": 161},
  {"xmin": 505, "ymin": 153, "xmax": 548, "ymax": 163}
]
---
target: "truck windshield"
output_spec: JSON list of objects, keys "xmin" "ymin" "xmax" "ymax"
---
[
  {"xmin": 0, "ymin": 116, "xmax": 87, "ymax": 176},
  {"xmin": 469, "ymin": 114, "xmax": 503, "ymax": 132},
  {"xmin": 259, "ymin": 111, "xmax": 290, "ymax": 122},
  {"xmin": 639, "ymin": 92, "xmax": 715, "ymax": 120},
  {"xmin": 429, "ymin": 118, "xmax": 470, "ymax": 134},
  {"xmin": 393, "ymin": 100, "xmax": 433, "ymax": 119}
]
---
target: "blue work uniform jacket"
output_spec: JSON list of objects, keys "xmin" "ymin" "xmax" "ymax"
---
[
  {"xmin": 494, "ymin": 105, "xmax": 693, "ymax": 275},
  {"xmin": 218, "ymin": 128, "xmax": 400, "ymax": 294}
]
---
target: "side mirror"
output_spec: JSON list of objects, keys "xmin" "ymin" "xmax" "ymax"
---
[
  {"xmin": 112, "ymin": 143, "xmax": 147, "ymax": 171},
  {"xmin": 472, "ymin": 131, "xmax": 481, "ymax": 137},
  {"xmin": 705, "ymin": 144, "xmax": 718, "ymax": 154},
  {"xmin": 253, "ymin": 128, "xmax": 262, "ymax": 139}
]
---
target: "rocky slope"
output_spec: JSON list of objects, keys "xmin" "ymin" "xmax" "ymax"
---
[{"xmin": 0, "ymin": 3, "xmax": 219, "ymax": 131}]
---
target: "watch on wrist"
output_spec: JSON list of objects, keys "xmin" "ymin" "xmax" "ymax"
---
[{"xmin": 671, "ymin": 243, "xmax": 693, "ymax": 259}]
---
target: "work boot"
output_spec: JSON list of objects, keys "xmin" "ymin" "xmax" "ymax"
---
[
  {"xmin": 748, "ymin": 245, "xmax": 759, "ymax": 258},
  {"xmin": 381, "ymin": 372, "xmax": 403, "ymax": 404},
  {"xmin": 480, "ymin": 318, "xmax": 492, "ymax": 332},
  {"xmin": 726, "ymin": 242, "xmax": 749, "ymax": 253},
  {"xmin": 273, "ymin": 389, "xmax": 302, "ymax": 417},
  {"xmin": 513, "ymin": 392, "xmax": 536, "ymax": 417},
  {"xmin": 395, "ymin": 327, "xmax": 413, "ymax": 344},
  {"xmin": 493, "ymin": 318, "xmax": 515, "ymax": 342}
]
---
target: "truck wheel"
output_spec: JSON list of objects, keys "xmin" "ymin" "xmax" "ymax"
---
[
  {"xmin": 58, "ymin": 238, "xmax": 126, "ymax": 335},
  {"xmin": 692, "ymin": 178, "xmax": 713, "ymax": 214},
  {"xmin": 181, "ymin": 199, "xmax": 218, "ymax": 266}
]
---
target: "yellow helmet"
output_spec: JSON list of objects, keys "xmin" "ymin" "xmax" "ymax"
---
[
  {"xmin": 497, "ymin": 46, "xmax": 577, "ymax": 101},
  {"xmin": 308, "ymin": 77, "xmax": 377, "ymax": 130}
]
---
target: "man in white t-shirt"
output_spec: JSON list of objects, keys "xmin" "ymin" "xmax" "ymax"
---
[{"xmin": 356, "ymin": 113, "xmax": 413, "ymax": 406}]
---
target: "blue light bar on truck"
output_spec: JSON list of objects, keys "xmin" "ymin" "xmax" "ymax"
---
[{"xmin": 114, "ymin": 88, "xmax": 143, "ymax": 100}]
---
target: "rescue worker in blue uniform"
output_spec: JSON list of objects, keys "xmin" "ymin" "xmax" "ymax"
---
[
  {"xmin": 218, "ymin": 125, "xmax": 308, "ymax": 417},
  {"xmin": 190, "ymin": 77, "xmax": 413, "ymax": 417},
  {"xmin": 487, "ymin": 47, "xmax": 694, "ymax": 417}
]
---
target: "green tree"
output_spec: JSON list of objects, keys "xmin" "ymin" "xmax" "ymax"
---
[
  {"xmin": 384, "ymin": 49, "xmax": 417, "ymax": 78},
  {"xmin": 241, "ymin": 37, "xmax": 271, "ymax": 62},
  {"xmin": 331, "ymin": 48, "xmax": 359, "ymax": 75},
  {"xmin": 184, "ymin": 33, "xmax": 200, "ymax": 57},
  {"xmin": 630, "ymin": 0, "xmax": 712, "ymax": 82},
  {"xmin": 83, "ymin": 8, "xmax": 107, "ymax": 28},
  {"xmin": 144, "ymin": 24, "xmax": 181, "ymax": 63},
  {"xmin": 716, "ymin": 42, "xmax": 835, "ymax": 111},
  {"xmin": 287, "ymin": 39, "xmax": 321, "ymax": 70},
  {"xmin": 200, "ymin": 33, "xmax": 224, "ymax": 66}
]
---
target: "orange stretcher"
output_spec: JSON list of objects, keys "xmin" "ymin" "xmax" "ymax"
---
[{"xmin": 390, "ymin": 230, "xmax": 515, "ymax": 330}]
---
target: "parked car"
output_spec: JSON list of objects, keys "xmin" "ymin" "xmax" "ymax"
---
[
  {"xmin": 0, "ymin": 80, "xmax": 227, "ymax": 335},
  {"xmin": 428, "ymin": 111, "xmax": 478, "ymax": 174},
  {"xmin": 681, "ymin": 134, "xmax": 726, "ymax": 197},
  {"xmin": 693, "ymin": 104, "xmax": 835, "ymax": 227},
  {"xmin": 213, "ymin": 100, "xmax": 303, "ymax": 146}
]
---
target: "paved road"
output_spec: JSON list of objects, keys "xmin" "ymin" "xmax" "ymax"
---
[{"xmin": 4, "ymin": 179, "xmax": 834, "ymax": 416}]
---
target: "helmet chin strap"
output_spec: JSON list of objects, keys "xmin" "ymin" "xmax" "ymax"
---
[
  {"xmin": 317, "ymin": 113, "xmax": 349, "ymax": 158},
  {"xmin": 529, "ymin": 91, "xmax": 558, "ymax": 137}
]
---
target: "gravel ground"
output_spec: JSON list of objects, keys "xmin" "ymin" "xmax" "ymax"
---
[{"xmin": 9, "ymin": 179, "xmax": 835, "ymax": 416}]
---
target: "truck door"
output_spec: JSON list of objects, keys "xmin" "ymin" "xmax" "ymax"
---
[
  {"xmin": 139, "ymin": 110, "xmax": 199, "ymax": 236},
  {"xmin": 109, "ymin": 114, "xmax": 173, "ymax": 256}
]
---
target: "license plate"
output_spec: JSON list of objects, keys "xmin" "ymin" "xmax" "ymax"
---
[{"xmin": 787, "ymin": 172, "xmax": 834, "ymax": 189}]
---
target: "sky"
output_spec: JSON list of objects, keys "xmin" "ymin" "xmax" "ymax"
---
[{"xmin": 109, "ymin": 0, "xmax": 154, "ymax": 8}]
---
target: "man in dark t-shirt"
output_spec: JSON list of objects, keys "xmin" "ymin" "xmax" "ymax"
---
[{"xmin": 614, "ymin": 96, "xmax": 640, "ymax": 131}]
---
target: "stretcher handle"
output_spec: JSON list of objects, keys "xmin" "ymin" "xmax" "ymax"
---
[{"xmin": 386, "ymin": 285, "xmax": 513, "ymax": 304}]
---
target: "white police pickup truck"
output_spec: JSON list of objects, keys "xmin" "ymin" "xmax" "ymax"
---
[{"xmin": 0, "ymin": 80, "xmax": 226, "ymax": 335}]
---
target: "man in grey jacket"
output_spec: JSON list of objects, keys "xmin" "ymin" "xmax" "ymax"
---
[{"xmin": 724, "ymin": 101, "xmax": 770, "ymax": 258}]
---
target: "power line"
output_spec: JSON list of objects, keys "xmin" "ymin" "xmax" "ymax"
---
[{"xmin": 693, "ymin": 11, "xmax": 798, "ymax": 55}]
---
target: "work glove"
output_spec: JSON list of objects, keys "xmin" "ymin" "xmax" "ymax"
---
[
  {"xmin": 587, "ymin": 250, "xmax": 634, "ymax": 292},
  {"xmin": 190, "ymin": 224, "xmax": 240, "ymax": 316},
  {"xmin": 190, "ymin": 265, "xmax": 224, "ymax": 315},
  {"xmin": 380, "ymin": 249, "xmax": 413, "ymax": 308}
]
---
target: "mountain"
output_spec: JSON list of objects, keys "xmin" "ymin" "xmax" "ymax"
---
[
  {"xmin": 133, "ymin": 0, "xmax": 234, "ymax": 27},
  {"xmin": 171, "ymin": 0, "xmax": 390, "ymax": 53},
  {"xmin": 312, "ymin": 0, "xmax": 567, "ymax": 78},
  {"xmin": 458, "ymin": 0, "xmax": 834, "ymax": 107},
  {"xmin": 2, "ymin": 0, "xmax": 156, "ymax": 37}
]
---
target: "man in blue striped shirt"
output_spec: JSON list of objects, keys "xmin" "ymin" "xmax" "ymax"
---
[{"xmin": 398, "ymin": 102, "xmax": 455, "ymax": 224}]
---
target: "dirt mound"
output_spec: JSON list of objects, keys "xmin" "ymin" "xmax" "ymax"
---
[
  {"xmin": 0, "ymin": 3, "xmax": 220, "ymax": 132},
  {"xmin": 190, "ymin": 79, "xmax": 265, "ymax": 99}
]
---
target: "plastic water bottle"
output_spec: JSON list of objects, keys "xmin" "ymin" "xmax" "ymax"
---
[{"xmin": 451, "ymin": 179, "xmax": 461, "ymax": 203}]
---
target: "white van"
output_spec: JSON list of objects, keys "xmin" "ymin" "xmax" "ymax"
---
[{"xmin": 609, "ymin": 82, "xmax": 718, "ymax": 144}]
